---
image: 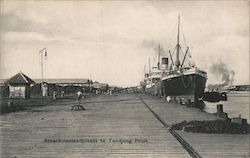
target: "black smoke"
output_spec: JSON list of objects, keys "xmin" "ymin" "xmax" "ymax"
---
[{"xmin": 208, "ymin": 60, "xmax": 235, "ymax": 90}]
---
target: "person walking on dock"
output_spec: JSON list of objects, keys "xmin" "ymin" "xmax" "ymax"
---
[
  {"xmin": 77, "ymin": 90, "xmax": 83, "ymax": 104},
  {"xmin": 71, "ymin": 90, "xmax": 85, "ymax": 110}
]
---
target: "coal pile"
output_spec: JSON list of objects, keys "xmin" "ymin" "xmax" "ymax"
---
[{"xmin": 171, "ymin": 120, "xmax": 249, "ymax": 134}]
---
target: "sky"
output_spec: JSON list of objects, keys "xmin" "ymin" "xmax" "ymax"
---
[{"xmin": 0, "ymin": 0, "xmax": 249, "ymax": 87}]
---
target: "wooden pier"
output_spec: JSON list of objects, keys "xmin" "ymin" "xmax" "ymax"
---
[{"xmin": 0, "ymin": 94, "xmax": 249, "ymax": 158}]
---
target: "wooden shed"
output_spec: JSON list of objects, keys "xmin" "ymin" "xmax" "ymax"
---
[{"xmin": 5, "ymin": 72, "xmax": 35, "ymax": 98}]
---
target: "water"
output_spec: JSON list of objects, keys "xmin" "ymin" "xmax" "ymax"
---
[{"xmin": 204, "ymin": 91, "xmax": 250, "ymax": 120}]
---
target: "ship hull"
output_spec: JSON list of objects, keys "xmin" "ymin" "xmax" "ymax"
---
[
  {"xmin": 161, "ymin": 73, "xmax": 206, "ymax": 103},
  {"xmin": 145, "ymin": 83, "xmax": 161, "ymax": 96}
]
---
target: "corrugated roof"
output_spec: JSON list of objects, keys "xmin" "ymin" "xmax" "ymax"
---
[
  {"xmin": 5, "ymin": 72, "xmax": 35, "ymax": 84},
  {"xmin": 34, "ymin": 79, "xmax": 90, "ymax": 84},
  {"xmin": 92, "ymin": 82, "xmax": 108, "ymax": 89}
]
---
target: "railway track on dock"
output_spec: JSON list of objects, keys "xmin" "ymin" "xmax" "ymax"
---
[{"xmin": 138, "ymin": 95, "xmax": 202, "ymax": 158}]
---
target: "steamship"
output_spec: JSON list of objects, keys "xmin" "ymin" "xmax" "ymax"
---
[
  {"xmin": 143, "ymin": 15, "xmax": 207, "ymax": 104},
  {"xmin": 143, "ymin": 45, "xmax": 164, "ymax": 95}
]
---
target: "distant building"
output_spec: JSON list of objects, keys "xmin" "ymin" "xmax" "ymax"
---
[
  {"xmin": 92, "ymin": 82, "xmax": 108, "ymax": 94},
  {"xmin": 206, "ymin": 84, "xmax": 250, "ymax": 92},
  {"xmin": 5, "ymin": 72, "xmax": 35, "ymax": 98},
  {"xmin": 34, "ymin": 79, "xmax": 90, "ymax": 86},
  {"xmin": 235, "ymin": 85, "xmax": 250, "ymax": 91},
  {"xmin": 33, "ymin": 79, "xmax": 92, "ymax": 95}
]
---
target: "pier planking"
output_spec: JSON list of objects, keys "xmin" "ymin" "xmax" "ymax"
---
[
  {"xmin": 140, "ymin": 94, "xmax": 250, "ymax": 158},
  {"xmin": 0, "ymin": 94, "xmax": 189, "ymax": 158},
  {"xmin": 1, "ymin": 94, "xmax": 249, "ymax": 158}
]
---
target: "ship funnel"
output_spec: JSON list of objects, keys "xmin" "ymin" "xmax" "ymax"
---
[
  {"xmin": 162, "ymin": 58, "xmax": 168, "ymax": 65},
  {"xmin": 162, "ymin": 57, "xmax": 168, "ymax": 69}
]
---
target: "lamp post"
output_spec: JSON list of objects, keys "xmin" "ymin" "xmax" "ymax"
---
[{"xmin": 39, "ymin": 48, "xmax": 47, "ymax": 96}]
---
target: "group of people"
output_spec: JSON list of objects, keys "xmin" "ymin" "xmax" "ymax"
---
[
  {"xmin": 51, "ymin": 89, "xmax": 86, "ymax": 110},
  {"xmin": 52, "ymin": 91, "xmax": 65, "ymax": 99}
]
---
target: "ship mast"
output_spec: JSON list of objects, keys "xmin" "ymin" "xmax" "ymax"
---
[
  {"xmin": 157, "ymin": 44, "xmax": 160, "ymax": 69},
  {"xmin": 148, "ymin": 57, "xmax": 151, "ymax": 73},
  {"xmin": 144, "ymin": 64, "xmax": 146, "ymax": 77},
  {"xmin": 175, "ymin": 14, "xmax": 181, "ymax": 69}
]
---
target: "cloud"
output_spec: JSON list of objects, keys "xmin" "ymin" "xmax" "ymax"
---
[
  {"xmin": 1, "ymin": 1, "xmax": 49, "ymax": 24},
  {"xmin": 2, "ymin": 31, "xmax": 71, "ymax": 43}
]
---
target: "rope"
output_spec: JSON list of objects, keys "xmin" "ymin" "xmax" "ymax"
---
[
  {"xmin": 181, "ymin": 21, "xmax": 187, "ymax": 48},
  {"xmin": 167, "ymin": 22, "xmax": 178, "ymax": 50}
]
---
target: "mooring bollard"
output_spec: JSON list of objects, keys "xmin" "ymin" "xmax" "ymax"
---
[
  {"xmin": 217, "ymin": 104, "xmax": 224, "ymax": 113},
  {"xmin": 216, "ymin": 104, "xmax": 228, "ymax": 119}
]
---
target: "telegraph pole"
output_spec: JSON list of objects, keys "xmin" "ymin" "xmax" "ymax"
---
[{"xmin": 39, "ymin": 48, "xmax": 47, "ymax": 96}]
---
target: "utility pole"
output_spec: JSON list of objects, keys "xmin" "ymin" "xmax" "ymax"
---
[{"xmin": 39, "ymin": 48, "xmax": 47, "ymax": 96}]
